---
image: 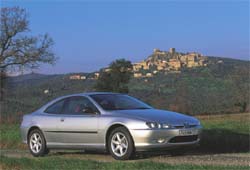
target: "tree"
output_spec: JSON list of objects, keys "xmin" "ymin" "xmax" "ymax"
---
[
  {"xmin": 95, "ymin": 59, "xmax": 133, "ymax": 93},
  {"xmin": 0, "ymin": 7, "xmax": 56, "ymax": 71},
  {"xmin": 0, "ymin": 7, "xmax": 57, "ymax": 100}
]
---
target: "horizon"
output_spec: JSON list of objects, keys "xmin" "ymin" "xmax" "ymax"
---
[
  {"xmin": 2, "ymin": 0, "xmax": 249, "ymax": 74},
  {"xmin": 8, "ymin": 54, "xmax": 250, "ymax": 77}
]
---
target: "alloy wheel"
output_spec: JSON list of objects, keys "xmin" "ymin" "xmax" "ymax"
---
[
  {"xmin": 29, "ymin": 132, "xmax": 42, "ymax": 153},
  {"xmin": 111, "ymin": 132, "xmax": 128, "ymax": 157}
]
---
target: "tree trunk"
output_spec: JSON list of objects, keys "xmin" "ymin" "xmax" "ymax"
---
[
  {"xmin": 0, "ymin": 69, "xmax": 6, "ymax": 123},
  {"xmin": 0, "ymin": 70, "xmax": 6, "ymax": 101}
]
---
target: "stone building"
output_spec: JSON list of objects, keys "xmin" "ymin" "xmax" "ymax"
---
[
  {"xmin": 133, "ymin": 63, "xmax": 142, "ymax": 71},
  {"xmin": 69, "ymin": 75, "xmax": 81, "ymax": 80},
  {"xmin": 169, "ymin": 48, "xmax": 175, "ymax": 54},
  {"xmin": 132, "ymin": 48, "xmax": 207, "ymax": 76},
  {"xmin": 134, "ymin": 73, "xmax": 142, "ymax": 78},
  {"xmin": 146, "ymin": 73, "xmax": 153, "ymax": 77},
  {"xmin": 168, "ymin": 58, "xmax": 181, "ymax": 70}
]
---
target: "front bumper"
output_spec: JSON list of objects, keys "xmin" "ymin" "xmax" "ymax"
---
[{"xmin": 130, "ymin": 126, "xmax": 202, "ymax": 151}]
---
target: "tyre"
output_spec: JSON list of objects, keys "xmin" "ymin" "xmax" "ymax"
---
[
  {"xmin": 28, "ymin": 129, "xmax": 48, "ymax": 157},
  {"xmin": 44, "ymin": 148, "xmax": 50, "ymax": 155},
  {"xmin": 108, "ymin": 127, "xmax": 134, "ymax": 160}
]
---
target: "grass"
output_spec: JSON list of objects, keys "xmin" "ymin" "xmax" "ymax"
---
[
  {"xmin": 0, "ymin": 155, "xmax": 249, "ymax": 170},
  {"xmin": 197, "ymin": 113, "xmax": 250, "ymax": 134},
  {"xmin": 197, "ymin": 113, "xmax": 250, "ymax": 153},
  {"xmin": 198, "ymin": 113, "xmax": 250, "ymax": 153},
  {"xmin": 0, "ymin": 124, "xmax": 24, "ymax": 149},
  {"xmin": 0, "ymin": 124, "xmax": 26, "ymax": 149}
]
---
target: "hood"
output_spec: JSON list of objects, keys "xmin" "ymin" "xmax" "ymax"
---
[{"xmin": 109, "ymin": 109, "xmax": 199, "ymax": 125}]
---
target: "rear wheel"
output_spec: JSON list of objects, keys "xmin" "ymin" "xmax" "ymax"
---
[
  {"xmin": 28, "ymin": 129, "xmax": 48, "ymax": 157},
  {"xmin": 108, "ymin": 127, "xmax": 134, "ymax": 160}
]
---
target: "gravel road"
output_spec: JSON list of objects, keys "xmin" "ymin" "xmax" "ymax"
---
[{"xmin": 1, "ymin": 149, "xmax": 249, "ymax": 166}]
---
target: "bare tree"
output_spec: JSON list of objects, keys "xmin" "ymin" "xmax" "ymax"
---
[
  {"xmin": 0, "ymin": 7, "xmax": 57, "ymax": 100},
  {"xmin": 0, "ymin": 7, "xmax": 56, "ymax": 70}
]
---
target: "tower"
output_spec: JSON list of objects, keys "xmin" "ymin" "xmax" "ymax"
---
[{"xmin": 169, "ymin": 48, "xmax": 175, "ymax": 54}]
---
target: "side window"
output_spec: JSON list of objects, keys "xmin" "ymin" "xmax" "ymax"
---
[
  {"xmin": 62, "ymin": 96, "xmax": 98, "ymax": 115},
  {"xmin": 45, "ymin": 99, "xmax": 66, "ymax": 114}
]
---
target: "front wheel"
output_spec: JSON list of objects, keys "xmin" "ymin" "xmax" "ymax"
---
[
  {"xmin": 28, "ymin": 129, "xmax": 48, "ymax": 157},
  {"xmin": 108, "ymin": 127, "xmax": 134, "ymax": 160}
]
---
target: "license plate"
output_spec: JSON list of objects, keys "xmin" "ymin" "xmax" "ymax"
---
[{"xmin": 179, "ymin": 129, "xmax": 197, "ymax": 136}]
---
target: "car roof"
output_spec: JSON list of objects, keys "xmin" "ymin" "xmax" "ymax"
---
[
  {"xmin": 38, "ymin": 92, "xmax": 124, "ymax": 112},
  {"xmin": 52, "ymin": 92, "xmax": 124, "ymax": 102}
]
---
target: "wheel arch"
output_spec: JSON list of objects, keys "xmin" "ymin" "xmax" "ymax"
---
[
  {"xmin": 105, "ymin": 123, "xmax": 134, "ymax": 152},
  {"xmin": 27, "ymin": 126, "xmax": 44, "ymax": 142}
]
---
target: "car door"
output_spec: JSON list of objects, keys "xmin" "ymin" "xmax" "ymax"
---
[
  {"xmin": 58, "ymin": 96, "xmax": 99, "ymax": 145},
  {"xmin": 42, "ymin": 98, "xmax": 68, "ymax": 143}
]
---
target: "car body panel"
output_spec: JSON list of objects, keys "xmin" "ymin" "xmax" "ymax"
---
[{"xmin": 106, "ymin": 109, "xmax": 199, "ymax": 125}]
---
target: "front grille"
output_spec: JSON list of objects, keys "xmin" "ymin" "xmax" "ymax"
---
[{"xmin": 169, "ymin": 135, "xmax": 198, "ymax": 143}]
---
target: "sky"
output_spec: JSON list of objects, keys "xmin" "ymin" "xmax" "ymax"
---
[{"xmin": 1, "ymin": 0, "xmax": 249, "ymax": 74}]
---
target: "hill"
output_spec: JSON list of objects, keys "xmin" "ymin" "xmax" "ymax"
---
[
  {"xmin": 1, "ymin": 51, "xmax": 250, "ymax": 123},
  {"xmin": 130, "ymin": 57, "xmax": 249, "ymax": 114}
]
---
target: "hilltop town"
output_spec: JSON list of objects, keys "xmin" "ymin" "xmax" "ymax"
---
[
  {"xmin": 132, "ymin": 48, "xmax": 207, "ymax": 78},
  {"xmin": 69, "ymin": 48, "xmax": 209, "ymax": 80}
]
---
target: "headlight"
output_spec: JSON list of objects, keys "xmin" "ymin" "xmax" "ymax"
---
[
  {"xmin": 162, "ymin": 123, "xmax": 171, "ymax": 129},
  {"xmin": 146, "ymin": 122, "xmax": 161, "ymax": 129},
  {"xmin": 146, "ymin": 122, "xmax": 172, "ymax": 129}
]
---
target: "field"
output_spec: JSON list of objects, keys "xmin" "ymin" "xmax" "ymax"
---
[{"xmin": 0, "ymin": 113, "xmax": 249, "ymax": 170}]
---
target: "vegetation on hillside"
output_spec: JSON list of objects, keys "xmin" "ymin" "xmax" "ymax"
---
[
  {"xmin": 130, "ymin": 58, "xmax": 249, "ymax": 115},
  {"xmin": 1, "ymin": 57, "xmax": 249, "ymax": 122}
]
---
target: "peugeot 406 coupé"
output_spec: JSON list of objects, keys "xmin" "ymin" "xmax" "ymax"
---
[{"xmin": 20, "ymin": 92, "xmax": 202, "ymax": 160}]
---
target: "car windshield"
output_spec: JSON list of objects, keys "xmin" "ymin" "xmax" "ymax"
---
[{"xmin": 90, "ymin": 94, "xmax": 152, "ymax": 111}]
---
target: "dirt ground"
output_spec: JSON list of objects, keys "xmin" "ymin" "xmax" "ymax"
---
[{"xmin": 1, "ymin": 149, "xmax": 249, "ymax": 166}]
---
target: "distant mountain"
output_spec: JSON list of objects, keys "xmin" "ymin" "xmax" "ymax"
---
[
  {"xmin": 8, "ymin": 73, "xmax": 49, "ymax": 82},
  {"xmin": 6, "ymin": 73, "xmax": 58, "ymax": 89}
]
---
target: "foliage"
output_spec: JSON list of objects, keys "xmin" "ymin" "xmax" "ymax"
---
[
  {"xmin": 95, "ymin": 59, "xmax": 133, "ymax": 93},
  {"xmin": 0, "ymin": 7, "xmax": 57, "ymax": 71}
]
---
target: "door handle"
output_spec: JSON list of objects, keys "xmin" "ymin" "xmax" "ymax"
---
[{"xmin": 60, "ymin": 118, "xmax": 64, "ymax": 122}]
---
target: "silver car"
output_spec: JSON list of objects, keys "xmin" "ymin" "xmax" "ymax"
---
[{"xmin": 20, "ymin": 92, "xmax": 202, "ymax": 160}]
